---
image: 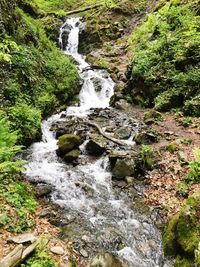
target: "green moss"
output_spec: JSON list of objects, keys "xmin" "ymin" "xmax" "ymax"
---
[
  {"xmin": 166, "ymin": 142, "xmax": 179, "ymax": 153},
  {"xmin": 0, "ymin": 3, "xmax": 80, "ymax": 144},
  {"xmin": 163, "ymin": 193, "xmax": 200, "ymax": 263},
  {"xmin": 143, "ymin": 109, "xmax": 163, "ymax": 124},
  {"xmin": 176, "ymin": 207, "xmax": 199, "ymax": 255},
  {"xmin": 57, "ymin": 134, "xmax": 82, "ymax": 156},
  {"xmin": 163, "ymin": 213, "xmax": 179, "ymax": 256},
  {"xmin": 174, "ymin": 256, "xmax": 195, "ymax": 267}
]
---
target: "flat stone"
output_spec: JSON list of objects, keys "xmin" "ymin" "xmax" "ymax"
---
[
  {"xmin": 80, "ymin": 248, "xmax": 88, "ymax": 258},
  {"xmin": 50, "ymin": 246, "xmax": 65, "ymax": 255},
  {"xmin": 9, "ymin": 233, "xmax": 37, "ymax": 244},
  {"xmin": 115, "ymin": 127, "xmax": 131, "ymax": 139}
]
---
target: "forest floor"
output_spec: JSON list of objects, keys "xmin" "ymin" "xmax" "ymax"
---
[{"xmin": 126, "ymin": 105, "xmax": 200, "ymax": 218}]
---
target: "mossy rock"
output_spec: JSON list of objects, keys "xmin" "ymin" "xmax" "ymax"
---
[
  {"xmin": 174, "ymin": 256, "xmax": 195, "ymax": 267},
  {"xmin": 57, "ymin": 134, "xmax": 82, "ymax": 157},
  {"xmin": 176, "ymin": 195, "xmax": 200, "ymax": 255},
  {"xmin": 112, "ymin": 158, "xmax": 135, "ymax": 179},
  {"xmin": 143, "ymin": 110, "xmax": 163, "ymax": 124},
  {"xmin": 133, "ymin": 130, "xmax": 159, "ymax": 145},
  {"xmin": 163, "ymin": 193, "xmax": 200, "ymax": 262},
  {"xmin": 63, "ymin": 149, "xmax": 80, "ymax": 163},
  {"xmin": 163, "ymin": 213, "xmax": 180, "ymax": 256}
]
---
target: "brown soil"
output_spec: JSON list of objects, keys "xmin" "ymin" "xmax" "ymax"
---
[
  {"xmin": 129, "ymin": 106, "xmax": 200, "ymax": 217},
  {"xmin": 0, "ymin": 205, "xmax": 86, "ymax": 266}
]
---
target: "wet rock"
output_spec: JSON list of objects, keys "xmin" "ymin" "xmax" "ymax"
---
[
  {"xmin": 36, "ymin": 184, "xmax": 52, "ymax": 197},
  {"xmin": 81, "ymin": 235, "xmax": 91, "ymax": 244},
  {"xmin": 63, "ymin": 149, "xmax": 80, "ymax": 163},
  {"xmin": 115, "ymin": 127, "xmax": 131, "ymax": 140},
  {"xmin": 108, "ymin": 151, "xmax": 130, "ymax": 169},
  {"xmin": 50, "ymin": 246, "xmax": 65, "ymax": 255},
  {"xmin": 89, "ymin": 253, "xmax": 123, "ymax": 267},
  {"xmin": 112, "ymin": 158, "xmax": 135, "ymax": 179},
  {"xmin": 91, "ymin": 77, "xmax": 102, "ymax": 92},
  {"xmin": 86, "ymin": 135, "xmax": 107, "ymax": 156},
  {"xmin": 56, "ymin": 134, "xmax": 82, "ymax": 157},
  {"xmin": 55, "ymin": 128, "xmax": 67, "ymax": 139}
]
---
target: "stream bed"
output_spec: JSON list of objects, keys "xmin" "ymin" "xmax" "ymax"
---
[{"xmin": 23, "ymin": 18, "xmax": 171, "ymax": 267}]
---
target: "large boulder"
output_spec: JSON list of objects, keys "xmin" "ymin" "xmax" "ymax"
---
[
  {"xmin": 112, "ymin": 158, "xmax": 135, "ymax": 179},
  {"xmin": 56, "ymin": 134, "xmax": 82, "ymax": 157},
  {"xmin": 86, "ymin": 135, "xmax": 107, "ymax": 156},
  {"xmin": 163, "ymin": 193, "xmax": 200, "ymax": 266}
]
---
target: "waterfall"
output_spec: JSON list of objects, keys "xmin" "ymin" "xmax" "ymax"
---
[{"xmin": 23, "ymin": 17, "xmax": 170, "ymax": 267}]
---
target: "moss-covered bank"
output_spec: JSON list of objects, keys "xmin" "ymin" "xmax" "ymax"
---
[{"xmin": 163, "ymin": 193, "xmax": 200, "ymax": 266}]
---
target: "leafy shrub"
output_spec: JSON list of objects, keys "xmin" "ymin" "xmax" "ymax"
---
[
  {"xmin": 134, "ymin": 145, "xmax": 155, "ymax": 175},
  {"xmin": 184, "ymin": 148, "xmax": 200, "ymax": 184},
  {"xmin": 22, "ymin": 248, "xmax": 57, "ymax": 267},
  {"xmin": 36, "ymin": 93, "xmax": 58, "ymax": 116},
  {"xmin": 180, "ymin": 117, "xmax": 192, "ymax": 127},
  {"xmin": 0, "ymin": 37, "xmax": 20, "ymax": 63},
  {"xmin": 0, "ymin": 112, "xmax": 24, "ymax": 173},
  {"xmin": 127, "ymin": 0, "xmax": 200, "ymax": 115},
  {"xmin": 8, "ymin": 101, "xmax": 42, "ymax": 145}
]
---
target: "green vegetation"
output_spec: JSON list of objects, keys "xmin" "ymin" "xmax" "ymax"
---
[
  {"xmin": 134, "ymin": 145, "xmax": 155, "ymax": 175},
  {"xmin": 0, "ymin": 114, "xmax": 37, "ymax": 233},
  {"xmin": 21, "ymin": 238, "xmax": 57, "ymax": 267},
  {"xmin": 22, "ymin": 249, "xmax": 57, "ymax": 267},
  {"xmin": 0, "ymin": 1, "xmax": 80, "ymax": 145},
  {"xmin": 163, "ymin": 193, "xmax": 200, "ymax": 266},
  {"xmin": 127, "ymin": 0, "xmax": 200, "ymax": 116},
  {"xmin": 0, "ymin": 0, "xmax": 80, "ymax": 261},
  {"xmin": 184, "ymin": 148, "xmax": 200, "ymax": 184}
]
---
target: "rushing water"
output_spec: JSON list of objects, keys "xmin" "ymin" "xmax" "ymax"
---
[{"xmin": 23, "ymin": 17, "xmax": 170, "ymax": 267}]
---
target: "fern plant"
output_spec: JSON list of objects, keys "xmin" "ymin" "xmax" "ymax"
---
[{"xmin": 184, "ymin": 148, "xmax": 200, "ymax": 184}]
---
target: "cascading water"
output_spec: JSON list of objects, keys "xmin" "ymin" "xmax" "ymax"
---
[{"xmin": 23, "ymin": 17, "xmax": 170, "ymax": 267}]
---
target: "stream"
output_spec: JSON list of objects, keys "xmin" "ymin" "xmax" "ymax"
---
[{"xmin": 23, "ymin": 18, "xmax": 170, "ymax": 267}]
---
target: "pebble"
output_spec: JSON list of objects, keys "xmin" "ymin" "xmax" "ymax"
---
[
  {"xmin": 80, "ymin": 248, "xmax": 89, "ymax": 258},
  {"xmin": 50, "ymin": 246, "xmax": 65, "ymax": 255}
]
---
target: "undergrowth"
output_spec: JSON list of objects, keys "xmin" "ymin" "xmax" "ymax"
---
[{"xmin": 127, "ymin": 0, "xmax": 200, "ymax": 115}]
